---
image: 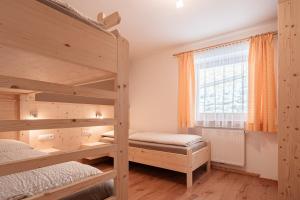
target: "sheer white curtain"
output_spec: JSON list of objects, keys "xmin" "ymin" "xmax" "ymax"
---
[{"xmin": 194, "ymin": 42, "xmax": 249, "ymax": 129}]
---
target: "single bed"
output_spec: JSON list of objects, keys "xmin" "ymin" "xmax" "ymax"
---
[
  {"xmin": 100, "ymin": 131, "xmax": 211, "ymax": 187},
  {"xmin": 0, "ymin": 139, "xmax": 113, "ymax": 200}
]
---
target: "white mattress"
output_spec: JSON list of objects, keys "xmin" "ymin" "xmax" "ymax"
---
[
  {"xmin": 0, "ymin": 161, "xmax": 100, "ymax": 200},
  {"xmin": 129, "ymin": 132, "xmax": 203, "ymax": 147},
  {"xmin": 102, "ymin": 131, "xmax": 203, "ymax": 147},
  {"xmin": 0, "ymin": 149, "xmax": 46, "ymax": 164},
  {"xmin": 0, "ymin": 140, "xmax": 106, "ymax": 200},
  {"xmin": 100, "ymin": 136, "xmax": 206, "ymax": 155}
]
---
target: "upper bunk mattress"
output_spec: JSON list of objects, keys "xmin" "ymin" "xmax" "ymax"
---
[
  {"xmin": 0, "ymin": 139, "xmax": 113, "ymax": 200},
  {"xmin": 38, "ymin": 0, "xmax": 106, "ymax": 32}
]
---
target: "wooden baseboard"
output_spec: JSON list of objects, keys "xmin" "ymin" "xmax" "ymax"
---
[{"xmin": 211, "ymin": 162, "xmax": 260, "ymax": 177}]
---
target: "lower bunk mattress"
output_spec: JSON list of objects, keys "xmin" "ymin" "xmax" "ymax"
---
[
  {"xmin": 100, "ymin": 132, "xmax": 207, "ymax": 155},
  {"xmin": 0, "ymin": 139, "xmax": 113, "ymax": 200}
]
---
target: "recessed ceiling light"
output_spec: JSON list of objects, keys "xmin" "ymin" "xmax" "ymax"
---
[{"xmin": 176, "ymin": 0, "xmax": 184, "ymax": 8}]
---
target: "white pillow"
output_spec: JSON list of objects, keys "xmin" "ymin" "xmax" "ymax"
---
[{"xmin": 0, "ymin": 139, "xmax": 33, "ymax": 152}]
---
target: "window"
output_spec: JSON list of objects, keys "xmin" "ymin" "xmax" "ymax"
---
[{"xmin": 194, "ymin": 42, "xmax": 249, "ymax": 128}]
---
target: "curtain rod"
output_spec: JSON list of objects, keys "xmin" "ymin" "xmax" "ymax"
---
[{"xmin": 173, "ymin": 31, "xmax": 278, "ymax": 57}]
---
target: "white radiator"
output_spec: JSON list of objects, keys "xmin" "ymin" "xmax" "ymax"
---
[{"xmin": 202, "ymin": 128, "xmax": 245, "ymax": 166}]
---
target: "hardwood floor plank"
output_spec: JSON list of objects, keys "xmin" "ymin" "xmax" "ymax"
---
[{"xmin": 96, "ymin": 162, "xmax": 278, "ymax": 200}]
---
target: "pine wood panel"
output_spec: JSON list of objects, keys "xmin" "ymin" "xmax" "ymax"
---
[
  {"xmin": 0, "ymin": 0, "xmax": 117, "ymax": 73},
  {"xmin": 114, "ymin": 34, "xmax": 130, "ymax": 200},
  {"xmin": 278, "ymin": 0, "xmax": 300, "ymax": 199},
  {"xmin": 0, "ymin": 45, "xmax": 112, "ymax": 86},
  {"xmin": 0, "ymin": 75, "xmax": 116, "ymax": 99},
  {"xmin": 19, "ymin": 93, "xmax": 114, "ymax": 151},
  {"xmin": 0, "ymin": 118, "xmax": 114, "ymax": 132},
  {"xmin": 35, "ymin": 93, "xmax": 115, "ymax": 105},
  {"xmin": 0, "ymin": 94, "xmax": 19, "ymax": 139},
  {"xmin": 127, "ymin": 145, "xmax": 210, "ymax": 188}
]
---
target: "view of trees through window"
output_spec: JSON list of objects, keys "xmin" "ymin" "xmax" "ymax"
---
[{"xmin": 195, "ymin": 42, "xmax": 249, "ymax": 128}]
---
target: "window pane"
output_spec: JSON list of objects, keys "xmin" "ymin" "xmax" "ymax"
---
[{"xmin": 195, "ymin": 41, "xmax": 249, "ymax": 128}]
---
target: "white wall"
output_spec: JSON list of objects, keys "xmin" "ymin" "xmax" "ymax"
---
[
  {"xmin": 130, "ymin": 50, "xmax": 178, "ymax": 133},
  {"xmin": 246, "ymin": 132, "xmax": 278, "ymax": 180},
  {"xmin": 129, "ymin": 21, "xmax": 278, "ymax": 180}
]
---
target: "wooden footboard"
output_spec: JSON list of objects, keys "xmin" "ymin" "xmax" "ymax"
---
[
  {"xmin": 128, "ymin": 142, "xmax": 211, "ymax": 188},
  {"xmin": 129, "ymin": 147, "xmax": 189, "ymax": 173},
  {"xmin": 192, "ymin": 142, "xmax": 211, "ymax": 171}
]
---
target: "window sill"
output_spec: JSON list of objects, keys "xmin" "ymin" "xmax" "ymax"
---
[{"xmin": 193, "ymin": 125, "xmax": 246, "ymax": 131}]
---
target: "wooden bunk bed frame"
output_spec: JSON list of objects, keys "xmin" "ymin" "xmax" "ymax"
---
[{"xmin": 0, "ymin": 0, "xmax": 129, "ymax": 200}]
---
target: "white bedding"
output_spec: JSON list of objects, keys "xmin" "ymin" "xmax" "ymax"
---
[
  {"xmin": 0, "ymin": 161, "xmax": 100, "ymax": 200},
  {"xmin": 0, "ymin": 149, "xmax": 46, "ymax": 164},
  {"xmin": 0, "ymin": 139, "xmax": 33, "ymax": 153},
  {"xmin": 129, "ymin": 132, "xmax": 203, "ymax": 147},
  {"xmin": 0, "ymin": 141, "xmax": 102, "ymax": 200},
  {"xmin": 102, "ymin": 131, "xmax": 203, "ymax": 147}
]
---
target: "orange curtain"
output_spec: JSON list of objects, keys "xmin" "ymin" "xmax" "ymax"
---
[
  {"xmin": 177, "ymin": 52, "xmax": 195, "ymax": 129},
  {"xmin": 246, "ymin": 33, "xmax": 277, "ymax": 133}
]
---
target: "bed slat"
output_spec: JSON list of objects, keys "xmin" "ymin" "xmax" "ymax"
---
[
  {"xmin": 0, "ymin": 144, "xmax": 116, "ymax": 176},
  {"xmin": 0, "ymin": 75, "xmax": 116, "ymax": 99},
  {"xmin": 25, "ymin": 170, "xmax": 116, "ymax": 200},
  {"xmin": 0, "ymin": 119, "xmax": 114, "ymax": 132}
]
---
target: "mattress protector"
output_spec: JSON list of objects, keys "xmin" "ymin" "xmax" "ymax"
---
[
  {"xmin": 0, "ymin": 161, "xmax": 100, "ymax": 200},
  {"xmin": 129, "ymin": 132, "xmax": 203, "ymax": 147},
  {"xmin": 102, "ymin": 131, "xmax": 203, "ymax": 147},
  {"xmin": 0, "ymin": 141, "xmax": 112, "ymax": 200}
]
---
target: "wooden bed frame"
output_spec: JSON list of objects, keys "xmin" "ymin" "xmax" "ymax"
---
[
  {"xmin": 128, "ymin": 141, "xmax": 211, "ymax": 188},
  {"xmin": 0, "ymin": 1, "xmax": 129, "ymax": 200}
]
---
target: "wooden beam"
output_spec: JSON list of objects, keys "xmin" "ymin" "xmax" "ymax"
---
[
  {"xmin": 0, "ymin": 0, "xmax": 117, "ymax": 73},
  {"xmin": 26, "ymin": 170, "xmax": 116, "ymax": 200},
  {"xmin": 75, "ymin": 73, "xmax": 116, "ymax": 86},
  {"xmin": 278, "ymin": 0, "xmax": 300, "ymax": 199},
  {"xmin": 0, "ymin": 144, "xmax": 116, "ymax": 176},
  {"xmin": 114, "ymin": 34, "xmax": 129, "ymax": 200},
  {"xmin": 0, "ymin": 75, "xmax": 116, "ymax": 99},
  {"xmin": 35, "ymin": 93, "xmax": 114, "ymax": 105},
  {"xmin": 0, "ymin": 118, "xmax": 114, "ymax": 132}
]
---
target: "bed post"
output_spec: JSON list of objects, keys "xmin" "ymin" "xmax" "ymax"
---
[
  {"xmin": 113, "ymin": 32, "xmax": 129, "ymax": 200},
  {"xmin": 206, "ymin": 141, "xmax": 211, "ymax": 173},
  {"xmin": 186, "ymin": 149, "xmax": 193, "ymax": 188}
]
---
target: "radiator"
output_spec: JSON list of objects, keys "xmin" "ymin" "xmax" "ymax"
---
[{"xmin": 202, "ymin": 128, "xmax": 245, "ymax": 166}]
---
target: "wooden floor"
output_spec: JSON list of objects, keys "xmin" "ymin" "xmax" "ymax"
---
[{"xmin": 96, "ymin": 161, "xmax": 278, "ymax": 200}]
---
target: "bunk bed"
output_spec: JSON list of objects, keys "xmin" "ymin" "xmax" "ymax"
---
[
  {"xmin": 0, "ymin": 139, "xmax": 114, "ymax": 200},
  {"xmin": 0, "ymin": 0, "xmax": 129, "ymax": 200},
  {"xmin": 101, "ymin": 131, "xmax": 211, "ymax": 188}
]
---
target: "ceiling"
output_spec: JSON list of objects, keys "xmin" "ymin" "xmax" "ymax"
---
[{"xmin": 60, "ymin": 0, "xmax": 277, "ymax": 59}]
